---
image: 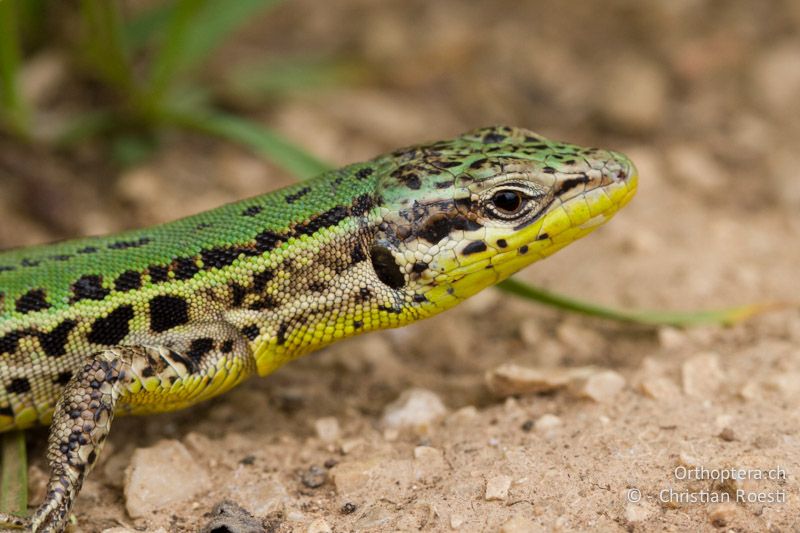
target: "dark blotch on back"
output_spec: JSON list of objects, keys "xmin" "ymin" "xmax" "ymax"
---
[
  {"xmin": 241, "ymin": 205, "xmax": 263, "ymax": 217},
  {"xmin": 285, "ymin": 186, "xmax": 312, "ymax": 204},
  {"xmin": 173, "ymin": 257, "xmax": 200, "ymax": 280},
  {"xmin": 351, "ymin": 194, "xmax": 374, "ymax": 217},
  {"xmin": 87, "ymin": 305, "xmax": 135, "ymax": 345},
  {"xmin": 70, "ymin": 275, "xmax": 110, "ymax": 303},
  {"xmin": 108, "ymin": 237, "xmax": 151, "ymax": 250},
  {"xmin": 114, "ymin": 270, "xmax": 142, "ymax": 292},
  {"xmin": 370, "ymin": 245, "xmax": 405, "ymax": 289},
  {"xmin": 149, "ymin": 295, "xmax": 189, "ymax": 333},
  {"xmin": 148, "ymin": 265, "xmax": 170, "ymax": 283},
  {"xmin": 39, "ymin": 320, "xmax": 77, "ymax": 357},
  {"xmin": 255, "ymin": 231, "xmax": 283, "ymax": 253},
  {"xmin": 53, "ymin": 371, "xmax": 73, "ymax": 386},
  {"xmin": 7, "ymin": 377, "xmax": 31, "ymax": 394},
  {"xmin": 293, "ymin": 206, "xmax": 349, "ymax": 237},
  {"xmin": 15, "ymin": 289, "xmax": 51, "ymax": 314}
]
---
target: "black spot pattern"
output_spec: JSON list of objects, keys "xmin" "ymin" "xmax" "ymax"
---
[
  {"xmin": 462, "ymin": 241, "xmax": 487, "ymax": 255},
  {"xmin": 53, "ymin": 371, "xmax": 73, "ymax": 386},
  {"xmin": 107, "ymin": 237, "xmax": 152, "ymax": 250},
  {"xmin": 86, "ymin": 306, "xmax": 134, "ymax": 345},
  {"xmin": 187, "ymin": 338, "xmax": 215, "ymax": 363},
  {"xmin": 15, "ymin": 289, "xmax": 51, "ymax": 313},
  {"xmin": 114, "ymin": 270, "xmax": 142, "ymax": 292},
  {"xmin": 70, "ymin": 275, "xmax": 110, "ymax": 303},
  {"xmin": 241, "ymin": 325, "xmax": 259, "ymax": 341},
  {"xmin": 285, "ymin": 186, "xmax": 312, "ymax": 204},
  {"xmin": 39, "ymin": 320, "xmax": 77, "ymax": 357},
  {"xmin": 149, "ymin": 295, "xmax": 189, "ymax": 333},
  {"xmin": 7, "ymin": 377, "xmax": 31, "ymax": 394}
]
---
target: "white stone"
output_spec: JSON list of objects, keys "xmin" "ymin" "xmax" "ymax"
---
[
  {"xmin": 381, "ymin": 388, "xmax": 447, "ymax": 432},
  {"xmin": 314, "ymin": 417, "xmax": 340, "ymax": 443},
  {"xmin": 534, "ymin": 414, "xmax": 562, "ymax": 434},
  {"xmin": 682, "ymin": 352, "xmax": 724, "ymax": 398},
  {"xmin": 574, "ymin": 370, "xmax": 626, "ymax": 402},
  {"xmin": 124, "ymin": 440, "xmax": 211, "ymax": 519},
  {"xmin": 485, "ymin": 363, "xmax": 596, "ymax": 397},
  {"xmin": 485, "ymin": 475, "xmax": 512, "ymax": 501},
  {"xmin": 306, "ymin": 518, "xmax": 332, "ymax": 533}
]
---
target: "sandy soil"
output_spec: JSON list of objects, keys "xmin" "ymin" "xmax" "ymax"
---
[{"xmin": 2, "ymin": 1, "xmax": 800, "ymax": 531}]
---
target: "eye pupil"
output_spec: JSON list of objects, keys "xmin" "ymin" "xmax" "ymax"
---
[{"xmin": 492, "ymin": 190, "xmax": 523, "ymax": 214}]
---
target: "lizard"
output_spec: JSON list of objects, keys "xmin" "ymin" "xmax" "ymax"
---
[{"xmin": 0, "ymin": 126, "xmax": 637, "ymax": 532}]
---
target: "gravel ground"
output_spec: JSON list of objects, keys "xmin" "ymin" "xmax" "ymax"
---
[{"xmin": 2, "ymin": 1, "xmax": 800, "ymax": 531}]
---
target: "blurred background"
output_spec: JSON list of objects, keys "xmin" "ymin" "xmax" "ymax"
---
[{"xmin": 1, "ymin": 1, "xmax": 799, "ymax": 531}]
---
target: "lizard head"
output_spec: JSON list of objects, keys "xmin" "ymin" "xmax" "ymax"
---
[{"xmin": 370, "ymin": 125, "xmax": 638, "ymax": 316}]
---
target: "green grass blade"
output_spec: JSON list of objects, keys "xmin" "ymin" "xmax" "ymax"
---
[
  {"xmin": 164, "ymin": 108, "xmax": 330, "ymax": 179},
  {"xmin": 0, "ymin": 0, "xmax": 30, "ymax": 139},
  {"xmin": 144, "ymin": 0, "xmax": 283, "ymax": 97},
  {"xmin": 498, "ymin": 278, "xmax": 781, "ymax": 327},
  {"xmin": 125, "ymin": 3, "xmax": 174, "ymax": 50},
  {"xmin": 180, "ymin": 0, "xmax": 284, "ymax": 71},
  {"xmin": 145, "ymin": 0, "xmax": 205, "ymax": 105},
  {"xmin": 79, "ymin": 0, "xmax": 136, "ymax": 93},
  {"xmin": 227, "ymin": 56, "xmax": 368, "ymax": 100},
  {"xmin": 0, "ymin": 431, "xmax": 27, "ymax": 518}
]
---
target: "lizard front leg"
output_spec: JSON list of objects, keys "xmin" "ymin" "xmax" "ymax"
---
[{"xmin": 0, "ymin": 325, "xmax": 255, "ymax": 533}]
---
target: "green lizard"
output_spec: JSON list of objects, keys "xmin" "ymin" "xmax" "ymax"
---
[{"xmin": 0, "ymin": 126, "xmax": 636, "ymax": 532}]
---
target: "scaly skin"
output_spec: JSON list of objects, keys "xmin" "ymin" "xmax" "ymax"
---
[{"xmin": 0, "ymin": 126, "xmax": 636, "ymax": 531}]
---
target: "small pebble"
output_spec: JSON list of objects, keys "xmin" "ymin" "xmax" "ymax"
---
[
  {"xmin": 485, "ymin": 363, "xmax": 596, "ymax": 397},
  {"xmin": 718, "ymin": 427, "xmax": 736, "ymax": 442},
  {"xmin": 485, "ymin": 475, "xmax": 512, "ymax": 501},
  {"xmin": 124, "ymin": 440, "xmax": 211, "ymax": 519},
  {"xmin": 534, "ymin": 414, "xmax": 562, "ymax": 435},
  {"xmin": 682, "ymin": 352, "xmax": 724, "ymax": 399},
  {"xmin": 624, "ymin": 500, "xmax": 655, "ymax": 523},
  {"xmin": 381, "ymin": 388, "xmax": 447, "ymax": 432},
  {"xmin": 573, "ymin": 370, "xmax": 626, "ymax": 402},
  {"xmin": 341, "ymin": 502, "xmax": 357, "ymax": 514},
  {"xmin": 306, "ymin": 518, "xmax": 332, "ymax": 533},
  {"xmin": 301, "ymin": 465, "xmax": 328, "ymax": 489},
  {"xmin": 450, "ymin": 514, "xmax": 465, "ymax": 529},
  {"xmin": 638, "ymin": 376, "xmax": 681, "ymax": 401},
  {"xmin": 199, "ymin": 500, "xmax": 263, "ymax": 533},
  {"xmin": 314, "ymin": 417, "xmax": 341, "ymax": 443}
]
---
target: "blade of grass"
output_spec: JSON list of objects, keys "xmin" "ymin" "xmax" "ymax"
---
[
  {"xmin": 0, "ymin": 0, "xmax": 30, "ymax": 139},
  {"xmin": 79, "ymin": 0, "xmax": 136, "ymax": 93},
  {"xmin": 145, "ymin": 0, "xmax": 205, "ymax": 106},
  {"xmin": 144, "ymin": 0, "xmax": 283, "ymax": 102},
  {"xmin": 125, "ymin": 3, "xmax": 174, "ymax": 51},
  {"xmin": 0, "ymin": 431, "xmax": 27, "ymax": 518},
  {"xmin": 227, "ymin": 56, "xmax": 369, "ymax": 101},
  {"xmin": 165, "ymin": 108, "xmax": 330, "ymax": 179},
  {"xmin": 498, "ymin": 277, "xmax": 781, "ymax": 327}
]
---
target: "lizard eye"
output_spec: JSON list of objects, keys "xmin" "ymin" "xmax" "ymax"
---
[{"xmin": 491, "ymin": 190, "xmax": 523, "ymax": 215}]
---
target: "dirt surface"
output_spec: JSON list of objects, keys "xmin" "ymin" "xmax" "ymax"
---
[{"xmin": 2, "ymin": 1, "xmax": 800, "ymax": 531}]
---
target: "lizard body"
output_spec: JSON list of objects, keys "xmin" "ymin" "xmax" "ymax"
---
[{"xmin": 0, "ymin": 126, "xmax": 637, "ymax": 531}]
